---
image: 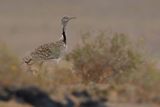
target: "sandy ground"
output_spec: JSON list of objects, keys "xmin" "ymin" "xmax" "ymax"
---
[
  {"xmin": 0, "ymin": 101, "xmax": 32, "ymax": 107},
  {"xmin": 108, "ymin": 103, "xmax": 159, "ymax": 107},
  {"xmin": 0, "ymin": 102, "xmax": 159, "ymax": 107}
]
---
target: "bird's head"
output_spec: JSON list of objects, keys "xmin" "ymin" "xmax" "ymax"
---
[{"xmin": 61, "ymin": 16, "xmax": 76, "ymax": 26}]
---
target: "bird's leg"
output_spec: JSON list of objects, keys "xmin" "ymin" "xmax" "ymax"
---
[
  {"xmin": 38, "ymin": 61, "xmax": 43, "ymax": 67},
  {"xmin": 38, "ymin": 61, "xmax": 48, "ymax": 76},
  {"xmin": 22, "ymin": 64, "xmax": 38, "ymax": 76},
  {"xmin": 39, "ymin": 61, "xmax": 44, "ymax": 71},
  {"xmin": 27, "ymin": 62, "xmax": 40, "ymax": 76},
  {"xmin": 26, "ymin": 65, "xmax": 33, "ymax": 73},
  {"xmin": 35, "ymin": 61, "xmax": 47, "ymax": 81},
  {"xmin": 30, "ymin": 66, "xmax": 39, "ymax": 76}
]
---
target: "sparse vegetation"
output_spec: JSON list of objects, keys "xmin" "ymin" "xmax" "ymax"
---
[
  {"xmin": 66, "ymin": 32, "xmax": 143, "ymax": 83},
  {"xmin": 0, "ymin": 42, "xmax": 21, "ymax": 85},
  {"xmin": 66, "ymin": 32, "xmax": 160, "ymax": 103},
  {"xmin": 0, "ymin": 31, "xmax": 160, "ymax": 105}
]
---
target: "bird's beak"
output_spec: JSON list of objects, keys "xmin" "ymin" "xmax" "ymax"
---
[{"xmin": 69, "ymin": 17, "xmax": 76, "ymax": 20}]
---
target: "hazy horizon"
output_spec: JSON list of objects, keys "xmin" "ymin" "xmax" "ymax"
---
[{"xmin": 0, "ymin": 0, "xmax": 160, "ymax": 58}]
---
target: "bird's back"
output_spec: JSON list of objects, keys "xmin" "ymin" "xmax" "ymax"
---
[{"xmin": 23, "ymin": 40, "xmax": 66, "ymax": 65}]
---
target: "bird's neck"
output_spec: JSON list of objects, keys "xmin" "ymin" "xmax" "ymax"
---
[{"xmin": 62, "ymin": 25, "xmax": 66, "ymax": 44}]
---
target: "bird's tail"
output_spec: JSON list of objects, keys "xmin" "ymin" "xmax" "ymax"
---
[
  {"xmin": 22, "ymin": 56, "xmax": 33, "ymax": 65},
  {"xmin": 20, "ymin": 55, "xmax": 33, "ymax": 72}
]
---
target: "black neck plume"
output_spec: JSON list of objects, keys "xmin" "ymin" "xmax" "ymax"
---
[{"xmin": 62, "ymin": 27, "xmax": 66, "ymax": 44}]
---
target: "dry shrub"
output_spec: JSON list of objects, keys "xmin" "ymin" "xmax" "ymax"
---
[
  {"xmin": 0, "ymin": 42, "xmax": 40, "ymax": 87},
  {"xmin": 0, "ymin": 31, "xmax": 160, "ymax": 103},
  {"xmin": 0, "ymin": 42, "xmax": 21, "ymax": 85},
  {"xmin": 66, "ymin": 31, "xmax": 160, "ymax": 103},
  {"xmin": 0, "ymin": 42, "xmax": 79, "ymax": 90},
  {"xmin": 66, "ymin": 32, "xmax": 142, "ymax": 83}
]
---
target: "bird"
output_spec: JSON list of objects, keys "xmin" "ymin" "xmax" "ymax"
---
[{"xmin": 22, "ymin": 16, "xmax": 76, "ymax": 74}]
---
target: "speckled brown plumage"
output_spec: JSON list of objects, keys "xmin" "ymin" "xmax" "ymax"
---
[{"xmin": 23, "ymin": 40, "xmax": 66, "ymax": 65}]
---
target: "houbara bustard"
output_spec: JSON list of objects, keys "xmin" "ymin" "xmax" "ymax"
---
[{"xmin": 22, "ymin": 16, "xmax": 76, "ymax": 74}]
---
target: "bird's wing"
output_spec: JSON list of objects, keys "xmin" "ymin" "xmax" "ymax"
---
[{"xmin": 30, "ymin": 42, "xmax": 62, "ymax": 60}]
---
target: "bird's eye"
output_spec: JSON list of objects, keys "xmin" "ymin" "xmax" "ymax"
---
[{"xmin": 65, "ymin": 18, "xmax": 69, "ymax": 20}]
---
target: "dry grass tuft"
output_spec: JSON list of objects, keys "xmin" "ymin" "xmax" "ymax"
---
[{"xmin": 0, "ymin": 31, "xmax": 160, "ymax": 104}]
